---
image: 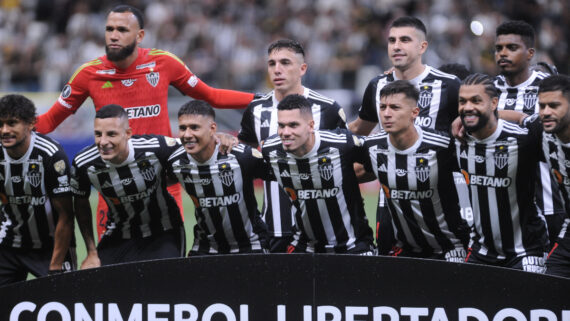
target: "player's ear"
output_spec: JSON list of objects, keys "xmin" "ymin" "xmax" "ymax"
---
[
  {"xmin": 126, "ymin": 127, "xmax": 133, "ymax": 139},
  {"xmin": 210, "ymin": 121, "xmax": 217, "ymax": 133},
  {"xmin": 491, "ymin": 96, "xmax": 499, "ymax": 112},
  {"xmin": 300, "ymin": 62, "xmax": 308, "ymax": 77},
  {"xmin": 527, "ymin": 47, "xmax": 535, "ymax": 61},
  {"xmin": 412, "ymin": 105, "xmax": 420, "ymax": 118},
  {"xmin": 136, "ymin": 29, "xmax": 145, "ymax": 45}
]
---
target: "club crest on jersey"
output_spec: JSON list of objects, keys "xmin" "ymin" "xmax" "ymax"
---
[
  {"xmin": 139, "ymin": 160, "xmax": 155, "ymax": 181},
  {"xmin": 26, "ymin": 163, "xmax": 41, "ymax": 188},
  {"xmin": 418, "ymin": 85, "xmax": 433, "ymax": 108},
  {"xmin": 146, "ymin": 71, "xmax": 160, "ymax": 87},
  {"xmin": 318, "ymin": 157, "xmax": 334, "ymax": 181},
  {"xmin": 523, "ymin": 88, "xmax": 538, "ymax": 110},
  {"xmin": 121, "ymin": 79, "xmax": 136, "ymax": 87},
  {"xmin": 415, "ymin": 158, "xmax": 430, "ymax": 182},
  {"xmin": 494, "ymin": 145, "xmax": 509, "ymax": 169},
  {"xmin": 219, "ymin": 163, "xmax": 234, "ymax": 187}
]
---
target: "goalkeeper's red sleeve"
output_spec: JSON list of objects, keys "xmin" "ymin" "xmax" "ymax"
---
[{"xmin": 36, "ymin": 104, "xmax": 73, "ymax": 134}]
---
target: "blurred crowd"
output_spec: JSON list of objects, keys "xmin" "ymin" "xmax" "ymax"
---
[{"xmin": 0, "ymin": 0, "xmax": 568, "ymax": 94}]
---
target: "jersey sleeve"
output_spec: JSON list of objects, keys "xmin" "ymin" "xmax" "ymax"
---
[
  {"xmin": 521, "ymin": 114, "xmax": 544, "ymax": 160},
  {"xmin": 358, "ymin": 78, "xmax": 380, "ymax": 123},
  {"xmin": 164, "ymin": 52, "xmax": 254, "ymax": 109},
  {"xmin": 240, "ymin": 145, "xmax": 268, "ymax": 180},
  {"xmin": 237, "ymin": 104, "xmax": 258, "ymax": 146},
  {"xmin": 44, "ymin": 147, "xmax": 72, "ymax": 197},
  {"xmin": 70, "ymin": 160, "xmax": 92, "ymax": 198},
  {"xmin": 331, "ymin": 102, "xmax": 348, "ymax": 129},
  {"xmin": 446, "ymin": 78, "xmax": 460, "ymax": 126},
  {"xmin": 36, "ymin": 63, "xmax": 92, "ymax": 133},
  {"xmin": 260, "ymin": 144, "xmax": 277, "ymax": 182},
  {"xmin": 344, "ymin": 129, "xmax": 368, "ymax": 164},
  {"xmin": 156, "ymin": 136, "xmax": 182, "ymax": 165}
]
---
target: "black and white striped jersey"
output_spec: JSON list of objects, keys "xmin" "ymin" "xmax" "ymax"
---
[
  {"xmin": 261, "ymin": 128, "xmax": 374, "ymax": 253},
  {"xmin": 0, "ymin": 132, "xmax": 71, "ymax": 249},
  {"xmin": 71, "ymin": 135, "xmax": 182, "ymax": 239},
  {"xmin": 238, "ymin": 87, "xmax": 347, "ymax": 239},
  {"xmin": 363, "ymin": 127, "xmax": 469, "ymax": 255},
  {"xmin": 457, "ymin": 119, "xmax": 548, "ymax": 259},
  {"xmin": 167, "ymin": 143, "xmax": 267, "ymax": 254},
  {"xmin": 495, "ymin": 71, "xmax": 565, "ymax": 217},
  {"xmin": 358, "ymin": 65, "xmax": 460, "ymax": 132},
  {"xmin": 542, "ymin": 128, "xmax": 570, "ymax": 215}
]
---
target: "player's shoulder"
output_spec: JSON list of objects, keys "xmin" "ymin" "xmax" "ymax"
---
[
  {"xmin": 167, "ymin": 145, "xmax": 187, "ymax": 163},
  {"xmin": 131, "ymin": 134, "xmax": 164, "ymax": 150},
  {"xmin": 420, "ymin": 127, "xmax": 451, "ymax": 148},
  {"xmin": 367, "ymin": 73, "xmax": 393, "ymax": 88},
  {"xmin": 261, "ymin": 134, "xmax": 282, "ymax": 150},
  {"xmin": 231, "ymin": 143, "xmax": 263, "ymax": 160},
  {"xmin": 246, "ymin": 92, "xmax": 273, "ymax": 109},
  {"xmin": 34, "ymin": 133, "xmax": 65, "ymax": 157},
  {"xmin": 319, "ymin": 128, "xmax": 351, "ymax": 142},
  {"xmin": 425, "ymin": 66, "xmax": 460, "ymax": 83},
  {"xmin": 146, "ymin": 48, "xmax": 186, "ymax": 66},
  {"xmin": 501, "ymin": 119, "xmax": 529, "ymax": 135},
  {"xmin": 73, "ymin": 144, "xmax": 100, "ymax": 168},
  {"xmin": 68, "ymin": 57, "xmax": 106, "ymax": 83},
  {"xmin": 364, "ymin": 131, "xmax": 389, "ymax": 145},
  {"xmin": 307, "ymin": 89, "xmax": 337, "ymax": 106}
]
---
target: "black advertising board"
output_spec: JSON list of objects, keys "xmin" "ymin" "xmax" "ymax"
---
[{"xmin": 1, "ymin": 254, "xmax": 568, "ymax": 321}]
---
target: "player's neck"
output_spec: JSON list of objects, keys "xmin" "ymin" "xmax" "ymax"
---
[
  {"xmin": 275, "ymin": 84, "xmax": 304, "ymax": 102},
  {"xmin": 389, "ymin": 125, "xmax": 418, "ymax": 150},
  {"xmin": 395, "ymin": 63, "xmax": 425, "ymax": 80},
  {"xmin": 503, "ymin": 68, "xmax": 531, "ymax": 87},
  {"xmin": 110, "ymin": 48, "xmax": 139, "ymax": 70},
  {"xmin": 556, "ymin": 127, "xmax": 570, "ymax": 144},
  {"xmin": 293, "ymin": 132, "xmax": 315, "ymax": 157},
  {"xmin": 193, "ymin": 141, "xmax": 217, "ymax": 163},
  {"xmin": 471, "ymin": 117, "xmax": 499, "ymax": 140}
]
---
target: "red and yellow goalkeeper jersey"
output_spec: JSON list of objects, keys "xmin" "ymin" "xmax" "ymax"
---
[{"xmin": 40, "ymin": 47, "xmax": 253, "ymax": 136}]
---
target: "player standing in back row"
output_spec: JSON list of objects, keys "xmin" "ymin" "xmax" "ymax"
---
[
  {"xmin": 239, "ymin": 39, "xmax": 347, "ymax": 252},
  {"xmin": 493, "ymin": 20, "xmax": 566, "ymax": 249},
  {"xmin": 34, "ymin": 5, "xmax": 255, "ymax": 238}
]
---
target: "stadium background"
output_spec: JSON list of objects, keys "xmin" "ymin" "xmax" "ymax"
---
[{"xmin": 0, "ymin": 0, "xmax": 568, "ymax": 258}]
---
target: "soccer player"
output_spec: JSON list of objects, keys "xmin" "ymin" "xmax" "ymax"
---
[
  {"xmin": 530, "ymin": 74, "xmax": 570, "ymax": 278},
  {"xmin": 261, "ymin": 94, "xmax": 374, "ymax": 254},
  {"xmin": 167, "ymin": 100, "xmax": 268, "ymax": 255},
  {"xmin": 493, "ymin": 20, "xmax": 565, "ymax": 249},
  {"xmin": 357, "ymin": 81, "xmax": 469, "ymax": 261},
  {"xmin": 0, "ymin": 94, "xmax": 74, "ymax": 285},
  {"xmin": 71, "ymin": 104, "xmax": 184, "ymax": 267},
  {"xmin": 36, "ymin": 5, "xmax": 256, "ymax": 238},
  {"xmin": 457, "ymin": 73, "xmax": 548, "ymax": 272},
  {"xmin": 349, "ymin": 16, "xmax": 460, "ymax": 135},
  {"xmin": 239, "ymin": 39, "xmax": 347, "ymax": 252}
]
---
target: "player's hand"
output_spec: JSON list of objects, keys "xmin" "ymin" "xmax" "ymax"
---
[
  {"xmin": 81, "ymin": 252, "xmax": 101, "ymax": 270},
  {"xmin": 216, "ymin": 133, "xmax": 238, "ymax": 155},
  {"xmin": 451, "ymin": 116, "xmax": 466, "ymax": 144}
]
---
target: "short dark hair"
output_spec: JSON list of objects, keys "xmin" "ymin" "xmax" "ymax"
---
[
  {"xmin": 277, "ymin": 94, "xmax": 312, "ymax": 117},
  {"xmin": 438, "ymin": 63, "xmax": 471, "ymax": 80},
  {"xmin": 178, "ymin": 100, "xmax": 215, "ymax": 120},
  {"xmin": 496, "ymin": 20, "xmax": 535, "ymax": 48},
  {"xmin": 0, "ymin": 94, "xmax": 36, "ymax": 124},
  {"xmin": 96, "ymin": 104, "xmax": 128, "ymax": 120},
  {"xmin": 379, "ymin": 80, "xmax": 419, "ymax": 103},
  {"xmin": 267, "ymin": 39, "xmax": 305, "ymax": 58},
  {"xmin": 539, "ymin": 75, "xmax": 570, "ymax": 102},
  {"xmin": 110, "ymin": 4, "xmax": 144, "ymax": 29},
  {"xmin": 390, "ymin": 16, "xmax": 427, "ymax": 37}
]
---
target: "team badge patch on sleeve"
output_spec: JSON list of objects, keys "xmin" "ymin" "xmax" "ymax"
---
[
  {"xmin": 252, "ymin": 149, "xmax": 262, "ymax": 159},
  {"xmin": 61, "ymin": 85, "xmax": 72, "ymax": 98},
  {"xmin": 165, "ymin": 137, "xmax": 177, "ymax": 146},
  {"xmin": 54, "ymin": 160, "xmax": 66, "ymax": 175}
]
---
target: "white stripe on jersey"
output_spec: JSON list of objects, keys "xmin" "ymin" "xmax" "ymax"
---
[
  {"xmin": 35, "ymin": 136, "xmax": 58, "ymax": 155},
  {"xmin": 75, "ymin": 146, "xmax": 100, "ymax": 167},
  {"xmin": 495, "ymin": 70, "xmax": 548, "ymax": 114}
]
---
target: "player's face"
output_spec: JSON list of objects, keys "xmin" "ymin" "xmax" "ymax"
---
[
  {"xmin": 268, "ymin": 48, "xmax": 307, "ymax": 95},
  {"xmin": 178, "ymin": 114, "xmax": 217, "ymax": 161},
  {"xmin": 94, "ymin": 117, "xmax": 132, "ymax": 164},
  {"xmin": 0, "ymin": 117, "xmax": 33, "ymax": 154},
  {"xmin": 495, "ymin": 34, "xmax": 534, "ymax": 76},
  {"xmin": 458, "ymin": 85, "xmax": 498, "ymax": 133},
  {"xmin": 277, "ymin": 108, "xmax": 314, "ymax": 157},
  {"xmin": 539, "ymin": 91, "xmax": 570, "ymax": 134},
  {"xmin": 105, "ymin": 11, "xmax": 144, "ymax": 62},
  {"xmin": 387, "ymin": 26, "xmax": 427, "ymax": 71},
  {"xmin": 379, "ymin": 93, "xmax": 419, "ymax": 135}
]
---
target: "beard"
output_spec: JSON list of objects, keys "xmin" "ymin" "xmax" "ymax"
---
[
  {"xmin": 106, "ymin": 39, "xmax": 137, "ymax": 62},
  {"xmin": 460, "ymin": 111, "xmax": 490, "ymax": 133}
]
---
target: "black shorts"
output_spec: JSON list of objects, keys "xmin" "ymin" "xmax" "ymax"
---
[
  {"xmin": 466, "ymin": 249, "xmax": 546, "ymax": 273},
  {"xmin": 546, "ymin": 220, "xmax": 570, "ymax": 278},
  {"xmin": 98, "ymin": 227, "xmax": 185, "ymax": 266},
  {"xmin": 0, "ymin": 246, "xmax": 76, "ymax": 286},
  {"xmin": 288, "ymin": 240, "xmax": 375, "ymax": 255},
  {"xmin": 389, "ymin": 246, "xmax": 466, "ymax": 263}
]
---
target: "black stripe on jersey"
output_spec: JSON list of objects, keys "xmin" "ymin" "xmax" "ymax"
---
[
  {"xmin": 494, "ymin": 143, "xmax": 515, "ymax": 252},
  {"xmin": 199, "ymin": 163, "xmax": 232, "ymax": 253},
  {"xmin": 297, "ymin": 158, "xmax": 329, "ymax": 243},
  {"xmin": 473, "ymin": 142, "xmax": 497, "ymax": 254}
]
